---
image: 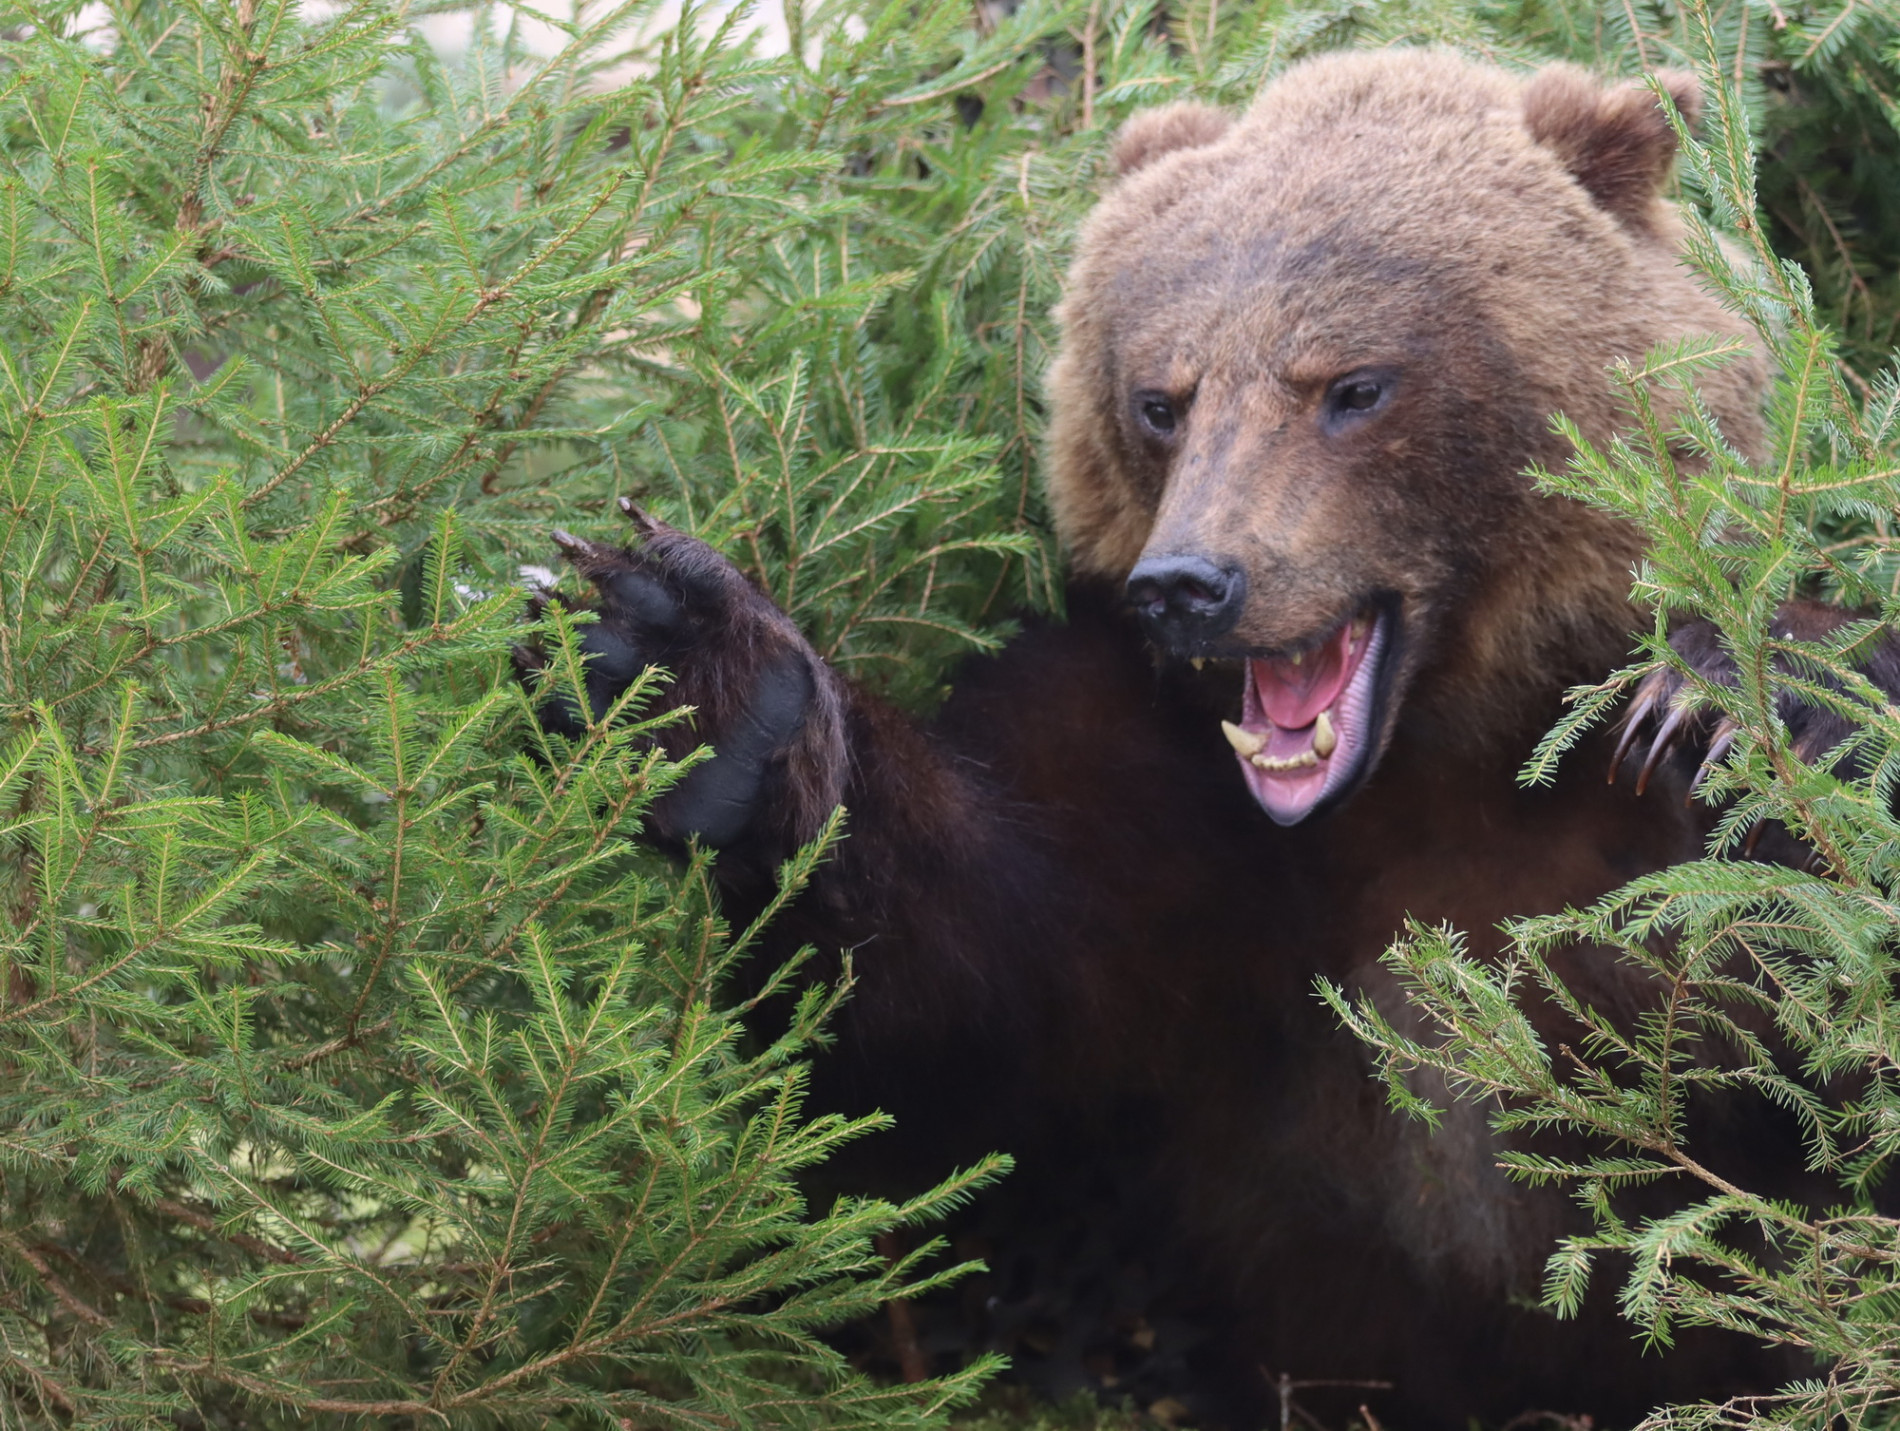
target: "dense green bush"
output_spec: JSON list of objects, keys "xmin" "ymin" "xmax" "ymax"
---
[
  {"xmin": 0, "ymin": 0, "xmax": 1895, "ymax": 1422},
  {"xmin": 0, "ymin": 0, "xmax": 1033, "ymax": 1419}
]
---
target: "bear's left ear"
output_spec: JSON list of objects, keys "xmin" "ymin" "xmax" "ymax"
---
[{"xmin": 1523, "ymin": 65, "xmax": 1700, "ymax": 233}]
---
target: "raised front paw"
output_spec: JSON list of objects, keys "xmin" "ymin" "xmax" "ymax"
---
[
  {"xmin": 1611, "ymin": 604, "xmax": 1899, "ymax": 799},
  {"xmin": 516, "ymin": 498, "xmax": 844, "ymax": 849},
  {"xmin": 1610, "ymin": 621, "xmax": 1737, "ymax": 797}
]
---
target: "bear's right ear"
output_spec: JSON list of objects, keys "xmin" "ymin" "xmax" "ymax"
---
[
  {"xmin": 1523, "ymin": 65, "xmax": 1700, "ymax": 233},
  {"xmin": 1111, "ymin": 102, "xmax": 1232, "ymax": 178}
]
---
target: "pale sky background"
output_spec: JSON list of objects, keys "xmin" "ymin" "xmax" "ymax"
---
[
  {"xmin": 73, "ymin": 0, "xmax": 795, "ymax": 73},
  {"xmin": 410, "ymin": 0, "xmax": 793, "ymax": 66}
]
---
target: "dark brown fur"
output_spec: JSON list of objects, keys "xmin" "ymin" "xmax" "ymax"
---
[
  {"xmin": 538, "ymin": 52, "xmax": 1823, "ymax": 1426},
  {"xmin": 713, "ymin": 589, "xmax": 1805, "ymax": 1427}
]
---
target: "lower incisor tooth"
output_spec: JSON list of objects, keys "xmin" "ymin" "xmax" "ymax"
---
[
  {"xmin": 1250, "ymin": 750, "xmax": 1319, "ymax": 772},
  {"xmin": 1313, "ymin": 710, "xmax": 1337, "ymax": 759}
]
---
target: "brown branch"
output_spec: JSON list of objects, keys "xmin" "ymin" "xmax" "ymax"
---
[
  {"xmin": 147, "ymin": 1196, "xmax": 302, "ymax": 1266},
  {"xmin": 282, "ymin": 1015, "xmax": 392, "ymax": 1072},
  {"xmin": 0, "ymin": 1230, "xmax": 111, "ymax": 1326},
  {"xmin": 150, "ymin": 1357, "xmax": 436, "ymax": 1417},
  {"xmin": 872, "ymin": 58, "xmax": 1014, "ymax": 111}
]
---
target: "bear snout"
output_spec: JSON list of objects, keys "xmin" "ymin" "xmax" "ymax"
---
[{"xmin": 1125, "ymin": 553, "xmax": 1248, "ymax": 652}]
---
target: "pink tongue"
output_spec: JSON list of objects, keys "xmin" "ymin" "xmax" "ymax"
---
[{"xmin": 1254, "ymin": 623, "xmax": 1355, "ymax": 729}]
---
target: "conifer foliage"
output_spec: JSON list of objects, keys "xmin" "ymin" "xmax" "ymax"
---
[
  {"xmin": 1328, "ymin": 8, "xmax": 1900, "ymax": 1429},
  {"xmin": 0, "ymin": 0, "xmax": 1030, "ymax": 1419},
  {"xmin": 0, "ymin": 0, "xmax": 1895, "ymax": 1424}
]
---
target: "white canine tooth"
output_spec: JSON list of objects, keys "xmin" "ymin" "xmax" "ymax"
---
[
  {"xmin": 1313, "ymin": 710, "xmax": 1337, "ymax": 759},
  {"xmin": 1250, "ymin": 750, "xmax": 1319, "ymax": 772},
  {"xmin": 1221, "ymin": 720, "xmax": 1266, "ymax": 758},
  {"xmin": 1350, "ymin": 616, "xmax": 1370, "ymax": 641},
  {"xmin": 1191, "ymin": 657, "xmax": 1205, "ymax": 671},
  {"xmin": 1290, "ymin": 650, "xmax": 1303, "ymax": 666}
]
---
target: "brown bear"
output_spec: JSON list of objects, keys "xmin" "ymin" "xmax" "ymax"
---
[{"xmin": 525, "ymin": 49, "xmax": 1838, "ymax": 1428}]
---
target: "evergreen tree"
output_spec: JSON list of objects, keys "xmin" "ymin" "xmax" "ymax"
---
[{"xmin": 0, "ymin": 0, "xmax": 1894, "ymax": 1423}]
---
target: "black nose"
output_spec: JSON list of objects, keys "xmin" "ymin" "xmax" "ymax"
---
[{"xmin": 1126, "ymin": 555, "xmax": 1246, "ymax": 649}]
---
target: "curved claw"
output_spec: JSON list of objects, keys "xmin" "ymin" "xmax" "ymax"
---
[
  {"xmin": 1688, "ymin": 718, "xmax": 1740, "ymax": 801},
  {"xmin": 551, "ymin": 527, "xmax": 636, "ymax": 586},
  {"xmin": 1610, "ymin": 678, "xmax": 1668, "ymax": 784},
  {"xmin": 553, "ymin": 528, "xmax": 622, "ymax": 563},
  {"xmin": 618, "ymin": 495, "xmax": 667, "ymax": 540},
  {"xmin": 1635, "ymin": 700, "xmax": 1691, "ymax": 797}
]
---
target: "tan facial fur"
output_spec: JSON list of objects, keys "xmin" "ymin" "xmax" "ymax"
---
[{"xmin": 1045, "ymin": 50, "xmax": 1766, "ymax": 755}]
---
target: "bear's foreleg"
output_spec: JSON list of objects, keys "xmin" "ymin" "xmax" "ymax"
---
[{"xmin": 514, "ymin": 504, "xmax": 1143, "ymax": 1070}]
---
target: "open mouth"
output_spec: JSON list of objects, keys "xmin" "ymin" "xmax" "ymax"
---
[{"xmin": 1221, "ymin": 606, "xmax": 1391, "ymax": 826}]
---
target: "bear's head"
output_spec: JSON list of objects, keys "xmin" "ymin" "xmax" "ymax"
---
[{"xmin": 1045, "ymin": 49, "xmax": 1766, "ymax": 826}]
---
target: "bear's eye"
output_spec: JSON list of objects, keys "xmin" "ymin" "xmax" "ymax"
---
[
  {"xmin": 1321, "ymin": 371, "xmax": 1395, "ymax": 432},
  {"xmin": 1135, "ymin": 393, "xmax": 1178, "ymax": 437}
]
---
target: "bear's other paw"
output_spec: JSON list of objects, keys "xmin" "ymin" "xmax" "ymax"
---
[
  {"xmin": 1609, "ymin": 621, "xmax": 1734, "ymax": 797},
  {"xmin": 517, "ymin": 499, "xmax": 846, "ymax": 850},
  {"xmin": 1611, "ymin": 604, "xmax": 1900, "ymax": 803}
]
